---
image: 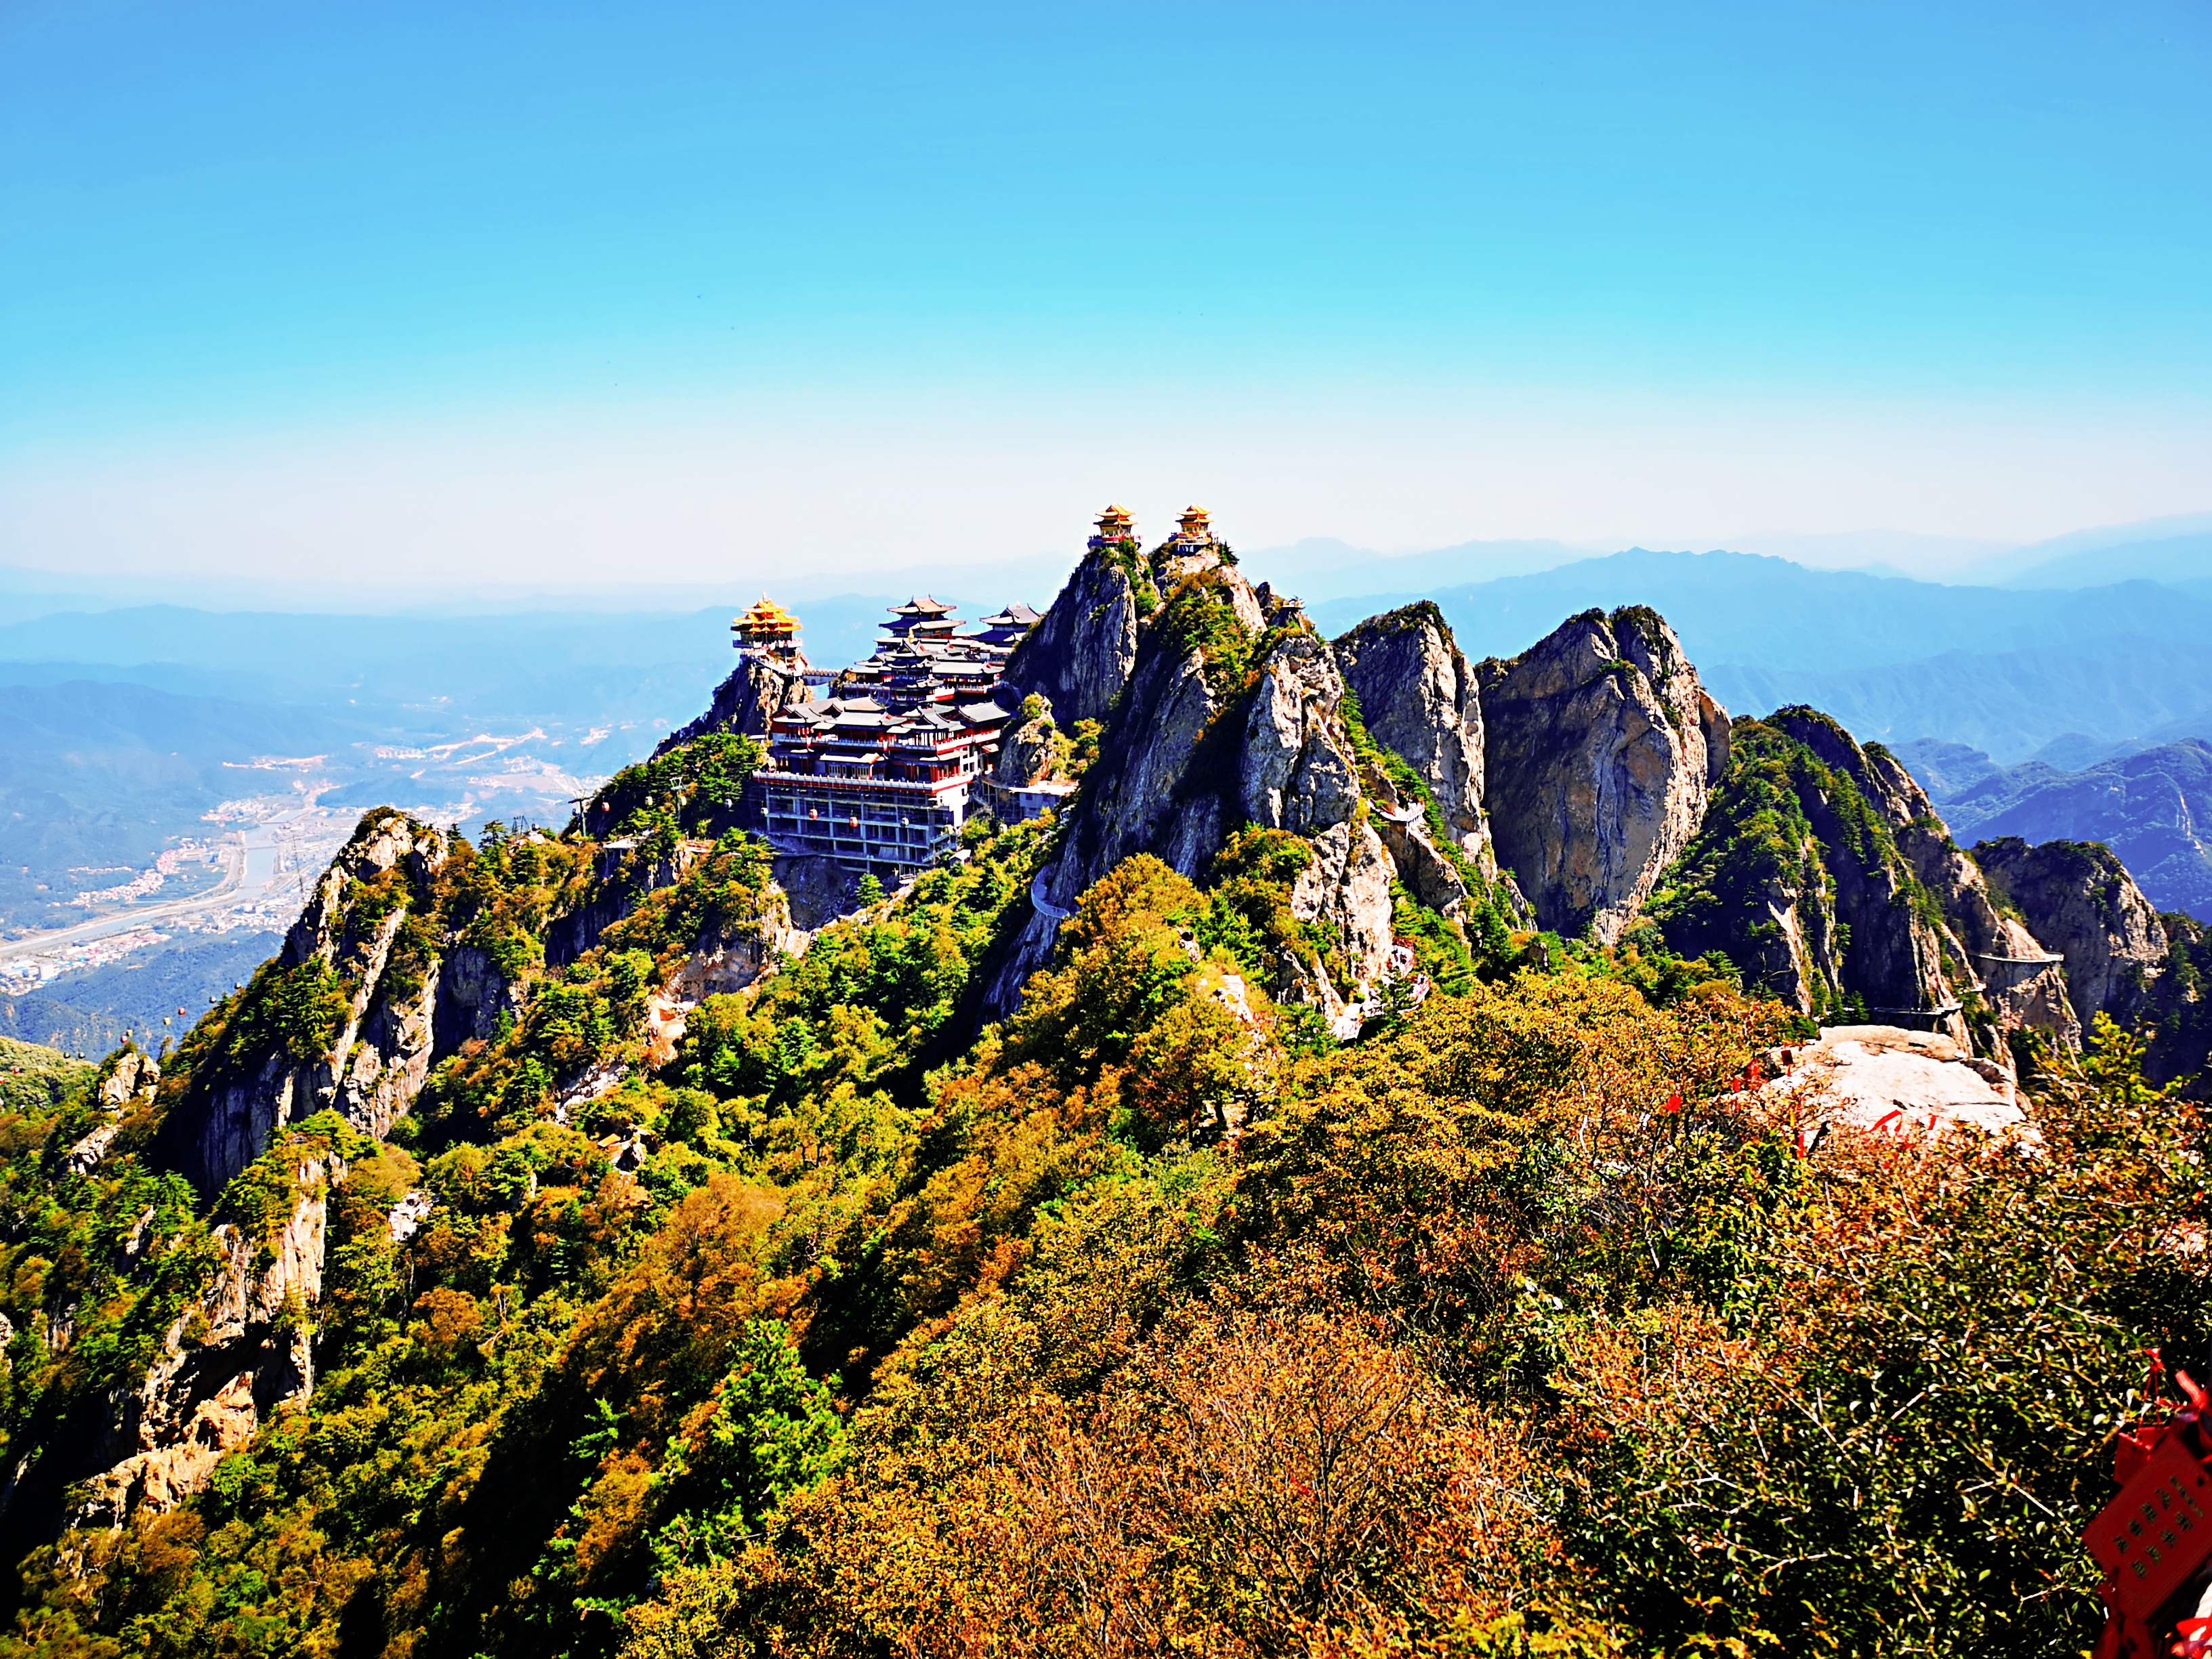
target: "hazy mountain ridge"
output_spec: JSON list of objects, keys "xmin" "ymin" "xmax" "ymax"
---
[
  {"xmin": 1898, "ymin": 736, "xmax": 2212, "ymax": 921},
  {"xmin": 1310, "ymin": 551, "xmax": 2212, "ymax": 762}
]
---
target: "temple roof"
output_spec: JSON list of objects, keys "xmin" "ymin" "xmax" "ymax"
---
[
  {"xmin": 889, "ymin": 595, "xmax": 957, "ymax": 618},
  {"xmin": 734, "ymin": 595, "xmax": 801, "ymax": 635}
]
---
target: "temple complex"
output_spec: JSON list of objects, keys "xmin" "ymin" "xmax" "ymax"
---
[{"xmin": 751, "ymin": 594, "xmax": 1043, "ymax": 875}]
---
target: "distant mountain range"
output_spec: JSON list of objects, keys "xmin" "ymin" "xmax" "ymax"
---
[
  {"xmin": 1309, "ymin": 550, "xmax": 2212, "ymax": 761},
  {"xmin": 1894, "ymin": 737, "xmax": 2212, "ymax": 921},
  {"xmin": 1, "ymin": 509, "xmax": 2209, "ymax": 1015}
]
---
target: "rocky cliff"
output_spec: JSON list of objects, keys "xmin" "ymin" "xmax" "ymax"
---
[
  {"xmin": 75, "ymin": 1150, "xmax": 336, "ymax": 1525},
  {"xmin": 1647, "ymin": 707, "xmax": 2081, "ymax": 1060},
  {"xmin": 150, "ymin": 805, "xmax": 794, "ymax": 1204},
  {"xmin": 656, "ymin": 648, "xmax": 813, "ymax": 754},
  {"xmin": 1974, "ymin": 836, "xmax": 2167, "ymax": 1028},
  {"xmin": 1001, "ymin": 539, "xmax": 1154, "ymax": 728},
  {"xmin": 1333, "ymin": 602, "xmax": 1493, "ymax": 864},
  {"xmin": 151, "ymin": 814, "xmax": 474, "ymax": 1198},
  {"xmin": 1824, "ymin": 726, "xmax": 2079, "ymax": 1050},
  {"xmin": 1478, "ymin": 607, "xmax": 1728, "ymax": 944},
  {"xmin": 984, "ymin": 541, "xmax": 1401, "ymax": 1028}
]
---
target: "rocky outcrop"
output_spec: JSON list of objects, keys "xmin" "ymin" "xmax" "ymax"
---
[
  {"xmin": 1478, "ymin": 607, "xmax": 1725, "ymax": 943},
  {"xmin": 770, "ymin": 853, "xmax": 867, "ymax": 933},
  {"xmin": 1652, "ymin": 709, "xmax": 2080, "ymax": 1061},
  {"xmin": 993, "ymin": 705, "xmax": 1069, "ymax": 789},
  {"xmin": 1771, "ymin": 710, "xmax": 2080, "ymax": 1053},
  {"xmin": 655, "ymin": 650, "xmax": 813, "ymax": 753},
  {"xmin": 1332, "ymin": 603, "xmax": 1490, "ymax": 860},
  {"xmin": 67, "ymin": 1051, "xmax": 160, "ymax": 1175},
  {"xmin": 1974, "ymin": 837, "xmax": 2167, "ymax": 1028},
  {"xmin": 156, "ymin": 815, "xmax": 461, "ymax": 1200},
  {"xmin": 984, "ymin": 549, "xmax": 1396, "ymax": 1026},
  {"xmin": 98, "ymin": 1049, "xmax": 160, "ymax": 1112},
  {"xmin": 672, "ymin": 882, "xmax": 807, "ymax": 1001},
  {"xmin": 1237, "ymin": 630, "xmax": 1360, "ymax": 836},
  {"xmin": 75, "ymin": 1156, "xmax": 334, "ymax": 1526},
  {"xmin": 1003, "ymin": 545, "xmax": 1156, "ymax": 729}
]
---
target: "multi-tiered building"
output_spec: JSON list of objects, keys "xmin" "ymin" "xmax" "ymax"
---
[{"xmin": 752, "ymin": 594, "xmax": 1040, "ymax": 875}]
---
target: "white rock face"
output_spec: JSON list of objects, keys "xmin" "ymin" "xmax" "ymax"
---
[
  {"xmin": 1004, "ymin": 545, "xmax": 1154, "ymax": 728},
  {"xmin": 1239, "ymin": 631, "xmax": 1359, "ymax": 835},
  {"xmin": 1480, "ymin": 608, "xmax": 1724, "ymax": 944},
  {"xmin": 1767, "ymin": 1025, "xmax": 2027, "ymax": 1139},
  {"xmin": 1290, "ymin": 819, "xmax": 1397, "ymax": 1011}
]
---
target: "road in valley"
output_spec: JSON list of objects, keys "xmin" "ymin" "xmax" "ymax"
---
[{"xmin": 0, "ymin": 807, "xmax": 336, "ymax": 965}]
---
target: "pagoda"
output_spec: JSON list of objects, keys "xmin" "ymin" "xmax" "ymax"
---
[
  {"xmin": 1087, "ymin": 503, "xmax": 1137, "ymax": 550},
  {"xmin": 1169, "ymin": 505, "xmax": 1215, "ymax": 550},
  {"xmin": 732, "ymin": 595, "xmax": 804, "ymax": 659},
  {"xmin": 973, "ymin": 602, "xmax": 1042, "ymax": 650},
  {"xmin": 881, "ymin": 595, "xmax": 961, "ymax": 642}
]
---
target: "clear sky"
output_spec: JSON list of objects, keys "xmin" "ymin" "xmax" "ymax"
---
[{"xmin": 2, "ymin": 0, "xmax": 2208, "ymax": 587}]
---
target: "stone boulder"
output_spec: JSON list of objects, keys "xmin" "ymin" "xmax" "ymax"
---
[
  {"xmin": 1763, "ymin": 1025, "xmax": 2027, "ymax": 1140},
  {"xmin": 994, "ymin": 705, "xmax": 1068, "ymax": 789}
]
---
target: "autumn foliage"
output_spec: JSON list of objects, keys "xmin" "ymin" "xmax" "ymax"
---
[{"xmin": 1, "ymin": 824, "xmax": 2205, "ymax": 1659}]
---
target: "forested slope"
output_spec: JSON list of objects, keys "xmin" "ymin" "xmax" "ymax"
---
[{"xmin": 1, "ymin": 528, "xmax": 2207, "ymax": 1658}]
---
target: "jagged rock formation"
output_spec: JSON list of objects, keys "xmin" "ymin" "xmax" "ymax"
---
[
  {"xmin": 150, "ymin": 814, "xmax": 797, "ymax": 1204},
  {"xmin": 1332, "ymin": 603, "xmax": 1491, "ymax": 862},
  {"xmin": 993, "ymin": 702, "xmax": 1071, "ymax": 791},
  {"xmin": 1001, "ymin": 541, "xmax": 1153, "ymax": 728},
  {"xmin": 984, "ymin": 541, "xmax": 1398, "ymax": 1027},
  {"xmin": 65, "ymin": 1049, "xmax": 159, "ymax": 1175},
  {"xmin": 673, "ymin": 880, "xmax": 807, "ymax": 999},
  {"xmin": 153, "ymin": 815, "xmax": 469, "ymax": 1199},
  {"xmin": 1974, "ymin": 837, "xmax": 2168, "ymax": 1028},
  {"xmin": 1478, "ymin": 607, "xmax": 1728, "ymax": 944},
  {"xmin": 75, "ymin": 1156, "xmax": 333, "ymax": 1524},
  {"xmin": 1770, "ymin": 710, "xmax": 2079, "ymax": 1051},
  {"xmin": 656, "ymin": 650, "xmax": 813, "ymax": 755},
  {"xmin": 1649, "ymin": 709, "xmax": 2079, "ymax": 1061}
]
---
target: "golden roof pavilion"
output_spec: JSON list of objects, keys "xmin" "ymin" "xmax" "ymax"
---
[{"xmin": 733, "ymin": 595, "xmax": 801, "ymax": 648}]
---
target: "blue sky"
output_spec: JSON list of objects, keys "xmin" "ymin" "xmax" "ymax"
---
[{"xmin": 2, "ymin": 0, "xmax": 2207, "ymax": 587}]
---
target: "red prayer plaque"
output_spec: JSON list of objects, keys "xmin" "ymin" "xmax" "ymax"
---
[{"xmin": 2088, "ymin": 1433, "xmax": 2212, "ymax": 1620}]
